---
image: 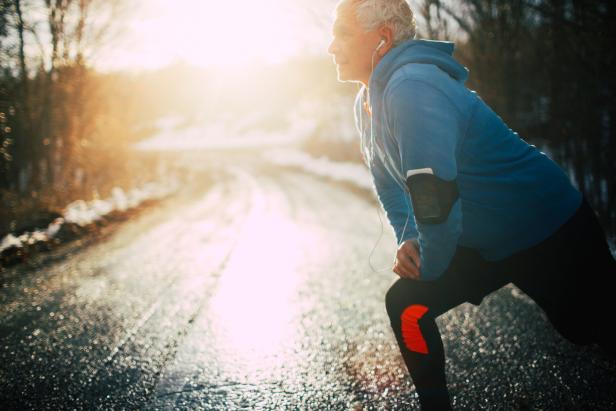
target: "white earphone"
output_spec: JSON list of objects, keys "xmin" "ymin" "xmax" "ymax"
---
[{"xmin": 376, "ymin": 39, "xmax": 385, "ymax": 51}]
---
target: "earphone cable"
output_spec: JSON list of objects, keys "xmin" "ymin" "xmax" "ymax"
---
[
  {"xmin": 368, "ymin": 202, "xmax": 412, "ymax": 273},
  {"xmin": 366, "ymin": 40, "xmax": 413, "ymax": 273}
]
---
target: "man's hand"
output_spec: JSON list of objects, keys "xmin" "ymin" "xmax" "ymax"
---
[{"xmin": 393, "ymin": 238, "xmax": 421, "ymax": 279}]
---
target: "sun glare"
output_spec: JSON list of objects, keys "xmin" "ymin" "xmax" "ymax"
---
[
  {"xmin": 99, "ymin": 0, "xmax": 312, "ymax": 71},
  {"xmin": 205, "ymin": 171, "xmax": 323, "ymax": 377}
]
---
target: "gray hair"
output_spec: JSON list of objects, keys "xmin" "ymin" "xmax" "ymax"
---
[{"xmin": 337, "ymin": 0, "xmax": 417, "ymax": 46}]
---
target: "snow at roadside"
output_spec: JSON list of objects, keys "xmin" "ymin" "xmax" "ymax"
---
[
  {"xmin": 0, "ymin": 179, "xmax": 180, "ymax": 254},
  {"xmin": 263, "ymin": 147, "xmax": 373, "ymax": 191},
  {"xmin": 135, "ymin": 112, "xmax": 318, "ymax": 151}
]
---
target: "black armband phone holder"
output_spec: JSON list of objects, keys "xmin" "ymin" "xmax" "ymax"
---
[{"xmin": 406, "ymin": 169, "xmax": 459, "ymax": 224}]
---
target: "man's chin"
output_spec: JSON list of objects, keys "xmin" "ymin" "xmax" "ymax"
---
[
  {"xmin": 336, "ymin": 66, "xmax": 356, "ymax": 83},
  {"xmin": 337, "ymin": 76, "xmax": 362, "ymax": 85}
]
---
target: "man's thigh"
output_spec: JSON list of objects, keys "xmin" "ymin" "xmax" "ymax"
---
[
  {"xmin": 509, "ymin": 199, "xmax": 616, "ymax": 343},
  {"xmin": 388, "ymin": 246, "xmax": 515, "ymax": 318}
]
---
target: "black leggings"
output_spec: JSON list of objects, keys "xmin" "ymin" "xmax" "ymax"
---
[{"xmin": 385, "ymin": 198, "xmax": 616, "ymax": 410}]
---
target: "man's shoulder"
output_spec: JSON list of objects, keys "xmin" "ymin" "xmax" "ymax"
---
[
  {"xmin": 385, "ymin": 63, "xmax": 461, "ymax": 97},
  {"xmin": 383, "ymin": 64, "xmax": 474, "ymax": 115}
]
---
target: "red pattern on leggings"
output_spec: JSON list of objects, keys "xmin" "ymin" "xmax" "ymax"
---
[{"xmin": 401, "ymin": 304, "xmax": 429, "ymax": 354}]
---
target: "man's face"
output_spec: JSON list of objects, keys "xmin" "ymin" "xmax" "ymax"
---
[{"xmin": 328, "ymin": 3, "xmax": 381, "ymax": 85}]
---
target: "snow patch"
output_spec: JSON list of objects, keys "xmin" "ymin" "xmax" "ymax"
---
[
  {"xmin": 0, "ymin": 179, "xmax": 180, "ymax": 254},
  {"xmin": 263, "ymin": 148, "xmax": 373, "ymax": 191},
  {"xmin": 135, "ymin": 114, "xmax": 317, "ymax": 151},
  {"xmin": 0, "ymin": 234, "xmax": 21, "ymax": 252},
  {"xmin": 46, "ymin": 218, "xmax": 63, "ymax": 238}
]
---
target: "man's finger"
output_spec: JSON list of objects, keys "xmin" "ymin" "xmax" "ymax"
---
[
  {"xmin": 394, "ymin": 256, "xmax": 419, "ymax": 279},
  {"xmin": 403, "ymin": 241, "xmax": 421, "ymax": 269},
  {"xmin": 392, "ymin": 261, "xmax": 404, "ymax": 277},
  {"xmin": 397, "ymin": 255, "xmax": 419, "ymax": 277}
]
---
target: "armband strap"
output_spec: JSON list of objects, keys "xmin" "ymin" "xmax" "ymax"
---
[{"xmin": 406, "ymin": 168, "xmax": 459, "ymax": 224}]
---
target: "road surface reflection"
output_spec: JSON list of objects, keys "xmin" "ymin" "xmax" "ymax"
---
[{"xmin": 207, "ymin": 173, "xmax": 319, "ymax": 379}]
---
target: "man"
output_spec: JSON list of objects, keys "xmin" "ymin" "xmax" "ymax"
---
[{"xmin": 327, "ymin": 0, "xmax": 616, "ymax": 409}]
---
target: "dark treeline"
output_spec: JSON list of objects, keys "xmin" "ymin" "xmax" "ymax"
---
[
  {"xmin": 2, "ymin": 0, "xmax": 105, "ymax": 193},
  {"xmin": 421, "ymin": 0, "xmax": 615, "ymax": 236},
  {"xmin": 0, "ymin": 0, "xmax": 166, "ymax": 237}
]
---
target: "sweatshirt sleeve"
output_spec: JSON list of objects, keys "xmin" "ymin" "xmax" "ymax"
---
[
  {"xmin": 385, "ymin": 79, "xmax": 463, "ymax": 281},
  {"xmin": 354, "ymin": 87, "xmax": 418, "ymax": 244},
  {"xmin": 369, "ymin": 150, "xmax": 419, "ymax": 244}
]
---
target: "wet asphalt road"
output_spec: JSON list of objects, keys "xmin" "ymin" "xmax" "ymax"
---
[{"xmin": 1, "ymin": 152, "xmax": 615, "ymax": 410}]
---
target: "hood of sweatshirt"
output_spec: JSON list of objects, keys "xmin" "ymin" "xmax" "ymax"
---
[{"xmin": 369, "ymin": 39, "xmax": 469, "ymax": 95}]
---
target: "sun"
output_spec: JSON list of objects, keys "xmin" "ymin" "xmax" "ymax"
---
[
  {"xmin": 100, "ymin": 0, "xmax": 307, "ymax": 71},
  {"xmin": 186, "ymin": 0, "xmax": 302, "ymax": 66}
]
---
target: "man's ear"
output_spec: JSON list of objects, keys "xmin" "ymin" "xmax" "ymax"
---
[{"xmin": 377, "ymin": 25, "xmax": 394, "ymax": 55}]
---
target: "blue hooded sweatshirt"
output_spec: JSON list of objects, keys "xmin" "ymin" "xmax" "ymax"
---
[{"xmin": 355, "ymin": 39, "xmax": 582, "ymax": 280}]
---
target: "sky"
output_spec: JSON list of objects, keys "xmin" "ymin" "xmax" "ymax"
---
[{"xmin": 94, "ymin": 0, "xmax": 338, "ymax": 72}]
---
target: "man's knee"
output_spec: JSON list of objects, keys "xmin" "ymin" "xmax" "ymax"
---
[
  {"xmin": 385, "ymin": 279, "xmax": 434, "ymax": 354},
  {"xmin": 385, "ymin": 278, "xmax": 438, "ymax": 318},
  {"xmin": 385, "ymin": 278, "xmax": 415, "ymax": 321}
]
